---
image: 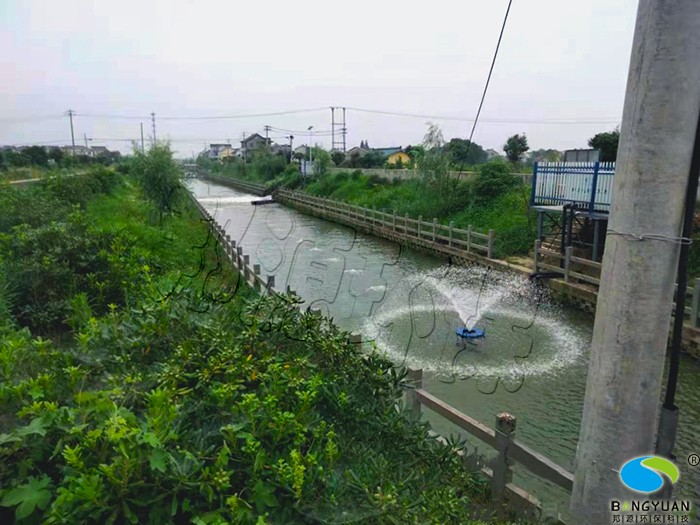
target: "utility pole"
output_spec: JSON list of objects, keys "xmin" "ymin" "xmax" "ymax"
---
[
  {"xmin": 342, "ymin": 106, "xmax": 347, "ymax": 153},
  {"xmin": 264, "ymin": 125, "xmax": 270, "ymax": 142},
  {"xmin": 242, "ymin": 132, "xmax": 247, "ymax": 163},
  {"xmin": 331, "ymin": 107, "xmax": 335, "ymax": 151},
  {"xmin": 570, "ymin": 2, "xmax": 700, "ymax": 521},
  {"xmin": 308, "ymin": 126, "xmax": 313, "ymax": 163},
  {"xmin": 67, "ymin": 109, "xmax": 76, "ymax": 155},
  {"xmin": 331, "ymin": 106, "xmax": 346, "ymax": 152},
  {"xmin": 83, "ymin": 133, "xmax": 88, "ymax": 149},
  {"xmin": 151, "ymin": 112, "xmax": 156, "ymax": 144},
  {"xmin": 288, "ymin": 135, "xmax": 294, "ymax": 163},
  {"xmin": 140, "ymin": 123, "xmax": 145, "ymax": 152}
]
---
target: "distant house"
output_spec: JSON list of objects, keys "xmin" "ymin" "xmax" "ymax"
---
[
  {"xmin": 347, "ymin": 140, "xmax": 371, "ymax": 158},
  {"xmin": 346, "ymin": 146, "xmax": 366, "ymax": 158},
  {"xmin": 270, "ymin": 143, "xmax": 291, "ymax": 157},
  {"xmin": 61, "ymin": 145, "xmax": 91, "ymax": 156},
  {"xmin": 208, "ymin": 144, "xmax": 230, "ymax": 160},
  {"xmin": 485, "ymin": 149, "xmax": 502, "ymax": 160},
  {"xmin": 218, "ymin": 145, "xmax": 238, "ymax": 161},
  {"xmin": 386, "ymin": 150, "xmax": 410, "ymax": 166},
  {"xmin": 294, "ymin": 145, "xmax": 310, "ymax": 158},
  {"xmin": 240, "ymin": 134, "xmax": 271, "ymax": 158},
  {"xmin": 564, "ymin": 149, "xmax": 600, "ymax": 162},
  {"xmin": 372, "ymin": 146, "xmax": 402, "ymax": 157},
  {"xmin": 89, "ymin": 146, "xmax": 110, "ymax": 157}
]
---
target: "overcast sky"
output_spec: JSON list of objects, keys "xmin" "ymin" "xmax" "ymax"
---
[{"xmin": 1, "ymin": 0, "xmax": 638, "ymax": 157}]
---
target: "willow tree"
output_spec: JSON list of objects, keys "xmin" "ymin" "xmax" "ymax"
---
[{"xmin": 419, "ymin": 123, "xmax": 456, "ymax": 212}]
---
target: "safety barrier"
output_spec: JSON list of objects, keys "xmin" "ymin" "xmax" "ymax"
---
[
  {"xmin": 275, "ymin": 189, "xmax": 495, "ymax": 258},
  {"xmin": 405, "ymin": 368, "xmax": 570, "ymax": 524}
]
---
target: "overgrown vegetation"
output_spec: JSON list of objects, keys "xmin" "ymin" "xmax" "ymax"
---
[{"xmin": 0, "ymin": 149, "xmax": 519, "ymax": 524}]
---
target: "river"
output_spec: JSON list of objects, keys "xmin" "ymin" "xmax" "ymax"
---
[{"xmin": 189, "ymin": 178, "xmax": 700, "ymax": 518}]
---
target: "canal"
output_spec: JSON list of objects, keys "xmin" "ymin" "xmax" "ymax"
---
[{"xmin": 189, "ymin": 178, "xmax": 700, "ymax": 516}]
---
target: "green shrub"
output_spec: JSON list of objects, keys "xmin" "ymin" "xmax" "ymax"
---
[
  {"xmin": 130, "ymin": 144, "xmax": 183, "ymax": 217},
  {"xmin": 473, "ymin": 159, "xmax": 520, "ymax": 199},
  {"xmin": 251, "ymin": 150, "xmax": 287, "ymax": 181},
  {"xmin": 0, "ymin": 211, "xmax": 145, "ymax": 334}
]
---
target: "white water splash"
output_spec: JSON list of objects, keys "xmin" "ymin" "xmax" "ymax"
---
[
  {"xmin": 361, "ymin": 266, "xmax": 588, "ymax": 379},
  {"xmin": 198, "ymin": 195, "xmax": 255, "ymax": 205}
]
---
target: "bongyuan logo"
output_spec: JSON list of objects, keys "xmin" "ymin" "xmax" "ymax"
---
[{"xmin": 619, "ymin": 455, "xmax": 679, "ymax": 493}]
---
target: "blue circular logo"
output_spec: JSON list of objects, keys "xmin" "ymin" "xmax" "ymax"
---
[{"xmin": 619, "ymin": 455, "xmax": 679, "ymax": 494}]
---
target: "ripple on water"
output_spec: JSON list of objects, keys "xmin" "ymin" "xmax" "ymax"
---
[{"xmin": 362, "ymin": 266, "xmax": 589, "ymax": 380}]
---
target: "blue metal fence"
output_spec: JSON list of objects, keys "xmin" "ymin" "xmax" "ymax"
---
[{"xmin": 530, "ymin": 162, "xmax": 615, "ymax": 213}]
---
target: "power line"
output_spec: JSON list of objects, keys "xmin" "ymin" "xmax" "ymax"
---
[
  {"xmin": 158, "ymin": 107, "xmax": 327, "ymax": 121},
  {"xmin": 0, "ymin": 115, "xmax": 64, "ymax": 123},
  {"xmin": 466, "ymin": 0, "xmax": 513, "ymax": 146},
  {"xmin": 450, "ymin": 0, "xmax": 513, "ymax": 176},
  {"xmin": 346, "ymin": 106, "xmax": 620, "ymax": 125},
  {"xmin": 11, "ymin": 109, "xmax": 620, "ymax": 126}
]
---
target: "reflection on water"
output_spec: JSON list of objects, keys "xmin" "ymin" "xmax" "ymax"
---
[{"xmin": 188, "ymin": 179, "xmax": 700, "ymax": 512}]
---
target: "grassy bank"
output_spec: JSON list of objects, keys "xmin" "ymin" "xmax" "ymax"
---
[
  {"xmin": 0, "ymin": 153, "xmax": 519, "ymax": 524},
  {"xmin": 209, "ymin": 157, "xmax": 536, "ymax": 260}
]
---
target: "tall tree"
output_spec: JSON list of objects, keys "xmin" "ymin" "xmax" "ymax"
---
[
  {"xmin": 357, "ymin": 151, "xmax": 386, "ymax": 168},
  {"xmin": 588, "ymin": 128, "xmax": 620, "ymax": 162},
  {"xmin": 47, "ymin": 147, "xmax": 64, "ymax": 165},
  {"xmin": 423, "ymin": 123, "xmax": 445, "ymax": 150},
  {"xmin": 330, "ymin": 151, "xmax": 345, "ymax": 166},
  {"xmin": 420, "ymin": 123, "xmax": 453, "ymax": 200},
  {"xmin": 23, "ymin": 146, "xmax": 49, "ymax": 167},
  {"xmin": 312, "ymin": 147, "xmax": 331, "ymax": 175},
  {"xmin": 445, "ymin": 138, "xmax": 487, "ymax": 165},
  {"xmin": 503, "ymin": 134, "xmax": 529, "ymax": 163}
]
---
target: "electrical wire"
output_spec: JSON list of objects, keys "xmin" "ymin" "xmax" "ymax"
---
[
  {"xmin": 461, "ymin": 0, "xmax": 513, "ymax": 166},
  {"xmin": 346, "ymin": 106, "xmax": 620, "ymax": 125},
  {"xmin": 75, "ymin": 108, "xmax": 328, "ymax": 121}
]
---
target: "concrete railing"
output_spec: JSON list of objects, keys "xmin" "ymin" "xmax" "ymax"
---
[
  {"xmin": 189, "ymin": 194, "xmax": 276, "ymax": 294},
  {"xmin": 533, "ymin": 241, "xmax": 601, "ymax": 287},
  {"xmin": 276, "ymin": 189, "xmax": 495, "ymax": 258},
  {"xmin": 405, "ymin": 368, "xmax": 570, "ymax": 524},
  {"xmin": 533, "ymin": 240, "xmax": 700, "ymax": 327}
]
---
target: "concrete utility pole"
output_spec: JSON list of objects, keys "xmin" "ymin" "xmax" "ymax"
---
[
  {"xmin": 140, "ymin": 123, "xmax": 145, "ymax": 152},
  {"xmin": 67, "ymin": 109, "xmax": 75, "ymax": 155},
  {"xmin": 264, "ymin": 125, "xmax": 270, "ymax": 142},
  {"xmin": 83, "ymin": 133, "xmax": 88, "ymax": 149},
  {"xmin": 151, "ymin": 112, "xmax": 156, "ymax": 144},
  {"xmin": 570, "ymin": 1, "xmax": 700, "ymax": 521}
]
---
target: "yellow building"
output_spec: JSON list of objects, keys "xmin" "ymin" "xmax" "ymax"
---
[
  {"xmin": 218, "ymin": 145, "xmax": 237, "ymax": 161},
  {"xmin": 386, "ymin": 151, "xmax": 410, "ymax": 166}
]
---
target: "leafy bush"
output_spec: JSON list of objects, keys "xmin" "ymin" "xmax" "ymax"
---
[
  {"xmin": 473, "ymin": 159, "xmax": 520, "ymax": 199},
  {"xmin": 251, "ymin": 149, "xmax": 287, "ymax": 181},
  {"xmin": 130, "ymin": 144, "xmax": 183, "ymax": 218},
  {"xmin": 0, "ymin": 210, "xmax": 144, "ymax": 334}
]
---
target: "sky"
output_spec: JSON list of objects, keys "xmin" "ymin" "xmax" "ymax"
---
[{"xmin": 0, "ymin": 0, "xmax": 639, "ymax": 157}]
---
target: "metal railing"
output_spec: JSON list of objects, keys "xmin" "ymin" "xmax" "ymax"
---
[
  {"xmin": 405, "ymin": 368, "xmax": 570, "ymax": 524},
  {"xmin": 531, "ymin": 162, "xmax": 615, "ymax": 213},
  {"xmin": 276, "ymin": 189, "xmax": 495, "ymax": 258}
]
